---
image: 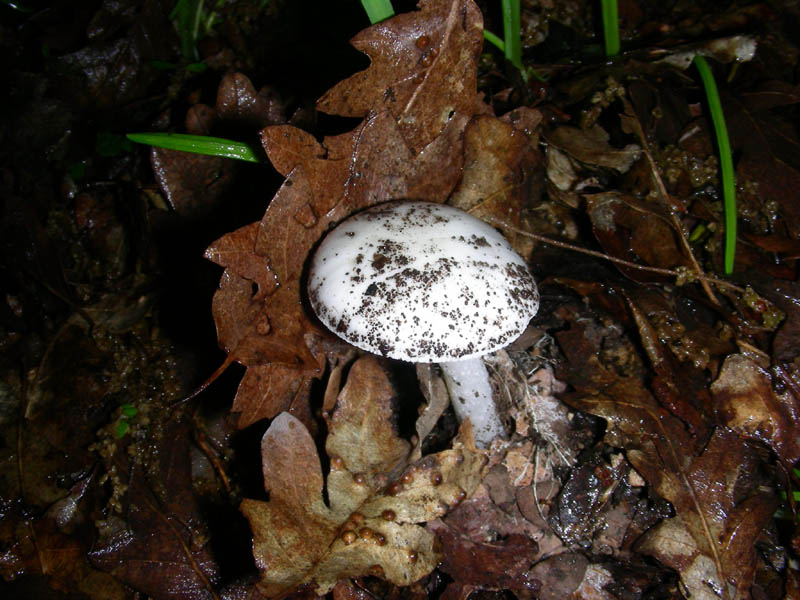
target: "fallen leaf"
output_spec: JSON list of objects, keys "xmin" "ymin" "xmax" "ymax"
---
[
  {"xmin": 216, "ymin": 72, "xmax": 287, "ymax": 128},
  {"xmin": 556, "ymin": 319, "xmax": 777, "ymax": 600},
  {"xmin": 90, "ymin": 420, "xmax": 221, "ymax": 599},
  {"xmin": 151, "ymin": 147, "xmax": 237, "ymax": 215},
  {"xmin": 544, "ymin": 125, "xmax": 641, "ymax": 173},
  {"xmin": 723, "ymin": 82, "xmax": 800, "ymax": 238},
  {"xmin": 241, "ymin": 357, "xmax": 485, "ymax": 597},
  {"xmin": 524, "ymin": 553, "xmax": 589, "ymax": 600},
  {"xmin": 585, "ymin": 192, "xmax": 685, "ymax": 281},
  {"xmin": 413, "ymin": 363, "xmax": 451, "ymax": 458},
  {"xmin": 449, "ymin": 109, "xmax": 544, "ymax": 257},
  {"xmin": 317, "ymin": 0, "xmax": 484, "ymax": 153},
  {"xmin": 625, "ymin": 292, "xmax": 714, "ymax": 438},
  {"xmin": 206, "ymin": 109, "xmax": 468, "ymax": 427},
  {"xmin": 710, "ymin": 353, "xmax": 800, "ymax": 465},
  {"xmin": 634, "ymin": 428, "xmax": 777, "ymax": 600},
  {"xmin": 432, "ymin": 527, "xmax": 538, "ymax": 595}
]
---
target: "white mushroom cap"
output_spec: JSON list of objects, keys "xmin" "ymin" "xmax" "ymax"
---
[{"xmin": 307, "ymin": 201, "xmax": 539, "ymax": 362}]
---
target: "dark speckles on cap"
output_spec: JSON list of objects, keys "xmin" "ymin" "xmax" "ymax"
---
[{"xmin": 307, "ymin": 201, "xmax": 539, "ymax": 362}]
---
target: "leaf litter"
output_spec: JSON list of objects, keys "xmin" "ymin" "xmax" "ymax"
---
[
  {"xmin": 2, "ymin": 0, "xmax": 800, "ymax": 598},
  {"xmin": 242, "ymin": 357, "xmax": 485, "ymax": 597}
]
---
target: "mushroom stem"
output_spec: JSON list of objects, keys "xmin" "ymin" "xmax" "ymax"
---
[{"xmin": 439, "ymin": 357, "xmax": 505, "ymax": 448}]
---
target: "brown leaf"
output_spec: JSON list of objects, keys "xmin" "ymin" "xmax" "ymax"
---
[
  {"xmin": 710, "ymin": 354, "xmax": 800, "ymax": 465},
  {"xmin": 625, "ymin": 292, "xmax": 714, "ymax": 438},
  {"xmin": 738, "ymin": 80, "xmax": 800, "ymax": 113},
  {"xmin": 317, "ymin": 0, "xmax": 483, "ymax": 153},
  {"xmin": 216, "ymin": 72, "xmax": 286, "ymax": 128},
  {"xmin": 151, "ymin": 147, "xmax": 237, "ymax": 215},
  {"xmin": 585, "ymin": 192, "xmax": 685, "ymax": 281},
  {"xmin": 206, "ymin": 0, "xmax": 493, "ymax": 429},
  {"xmin": 432, "ymin": 527, "xmax": 538, "ymax": 593},
  {"xmin": 449, "ymin": 110, "xmax": 544, "ymax": 257},
  {"xmin": 207, "ymin": 108, "xmax": 467, "ymax": 427},
  {"xmin": 208, "ymin": 266, "xmax": 314, "ymax": 370},
  {"xmin": 722, "ymin": 84, "xmax": 800, "ymax": 238},
  {"xmin": 241, "ymin": 357, "xmax": 486, "ymax": 597},
  {"xmin": 635, "ymin": 429, "xmax": 777, "ymax": 600},
  {"xmin": 524, "ymin": 554, "xmax": 589, "ymax": 600},
  {"xmin": 259, "ymin": 125, "xmax": 328, "ymax": 177},
  {"xmin": 90, "ymin": 420, "xmax": 221, "ymax": 599},
  {"xmin": 0, "ymin": 472, "xmax": 127, "ymax": 599},
  {"xmin": 764, "ymin": 281, "xmax": 800, "ymax": 363},
  {"xmin": 544, "ymin": 125, "xmax": 641, "ymax": 172},
  {"xmin": 556, "ymin": 322, "xmax": 776, "ymax": 600},
  {"xmin": 232, "ymin": 363, "xmax": 316, "ymax": 428}
]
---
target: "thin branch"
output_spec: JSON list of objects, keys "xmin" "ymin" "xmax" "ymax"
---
[
  {"xmin": 485, "ymin": 216, "xmax": 746, "ymax": 293},
  {"xmin": 620, "ymin": 96, "xmax": 721, "ymax": 306}
]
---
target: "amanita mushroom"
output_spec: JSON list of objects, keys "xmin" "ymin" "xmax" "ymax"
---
[{"xmin": 307, "ymin": 201, "xmax": 539, "ymax": 446}]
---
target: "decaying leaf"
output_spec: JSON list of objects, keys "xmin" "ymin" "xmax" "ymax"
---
[
  {"xmin": 585, "ymin": 192, "xmax": 685, "ymax": 281},
  {"xmin": 90, "ymin": 420, "xmax": 221, "ymax": 599},
  {"xmin": 449, "ymin": 109, "xmax": 544, "ymax": 258},
  {"xmin": 556, "ymin": 320, "xmax": 777, "ymax": 600},
  {"xmin": 544, "ymin": 125, "xmax": 641, "ymax": 173},
  {"xmin": 241, "ymin": 358, "xmax": 486, "ymax": 597},
  {"xmin": 317, "ymin": 0, "xmax": 484, "ymax": 153},
  {"xmin": 635, "ymin": 428, "xmax": 777, "ymax": 600},
  {"xmin": 711, "ymin": 353, "xmax": 800, "ymax": 465}
]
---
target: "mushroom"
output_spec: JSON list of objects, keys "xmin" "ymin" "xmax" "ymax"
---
[{"xmin": 307, "ymin": 201, "xmax": 539, "ymax": 447}]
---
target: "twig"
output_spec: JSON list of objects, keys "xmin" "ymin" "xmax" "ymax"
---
[
  {"xmin": 170, "ymin": 354, "xmax": 236, "ymax": 409},
  {"xmin": 619, "ymin": 97, "xmax": 721, "ymax": 306},
  {"xmin": 192, "ymin": 414, "xmax": 232, "ymax": 495},
  {"xmin": 484, "ymin": 216, "xmax": 746, "ymax": 294}
]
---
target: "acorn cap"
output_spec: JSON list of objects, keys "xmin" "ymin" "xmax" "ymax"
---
[{"xmin": 308, "ymin": 201, "xmax": 539, "ymax": 362}]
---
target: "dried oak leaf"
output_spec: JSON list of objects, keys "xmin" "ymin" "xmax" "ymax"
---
[
  {"xmin": 317, "ymin": 0, "xmax": 483, "ymax": 153},
  {"xmin": 241, "ymin": 357, "xmax": 486, "ymax": 597},
  {"xmin": 449, "ymin": 109, "xmax": 544, "ymax": 258},
  {"xmin": 544, "ymin": 125, "xmax": 641, "ymax": 173},
  {"xmin": 585, "ymin": 192, "xmax": 685, "ymax": 282},
  {"xmin": 90, "ymin": 420, "xmax": 221, "ymax": 599},
  {"xmin": 206, "ymin": 108, "xmax": 467, "ymax": 427},
  {"xmin": 205, "ymin": 2, "xmax": 491, "ymax": 428},
  {"xmin": 152, "ymin": 148, "xmax": 237, "ymax": 215},
  {"xmin": 710, "ymin": 353, "xmax": 800, "ymax": 465},
  {"xmin": 635, "ymin": 428, "xmax": 777, "ymax": 600},
  {"xmin": 556, "ymin": 323, "xmax": 776, "ymax": 600}
]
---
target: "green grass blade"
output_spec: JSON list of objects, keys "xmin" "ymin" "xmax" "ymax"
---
[
  {"xmin": 360, "ymin": 0, "xmax": 394, "ymax": 24},
  {"xmin": 693, "ymin": 55, "xmax": 737, "ymax": 274},
  {"xmin": 483, "ymin": 29, "xmax": 505, "ymax": 52},
  {"xmin": 127, "ymin": 133, "xmax": 262, "ymax": 163},
  {"xmin": 601, "ymin": 0, "xmax": 620, "ymax": 56},
  {"xmin": 502, "ymin": 0, "xmax": 522, "ymax": 70},
  {"xmin": 170, "ymin": 0, "xmax": 205, "ymax": 60}
]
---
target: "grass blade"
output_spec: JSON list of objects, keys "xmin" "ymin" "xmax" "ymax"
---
[
  {"xmin": 127, "ymin": 132, "xmax": 262, "ymax": 163},
  {"xmin": 501, "ymin": 0, "xmax": 522, "ymax": 70},
  {"xmin": 693, "ymin": 56, "xmax": 737, "ymax": 274},
  {"xmin": 601, "ymin": 0, "xmax": 620, "ymax": 56},
  {"xmin": 483, "ymin": 29, "xmax": 505, "ymax": 52},
  {"xmin": 360, "ymin": 0, "xmax": 394, "ymax": 24}
]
